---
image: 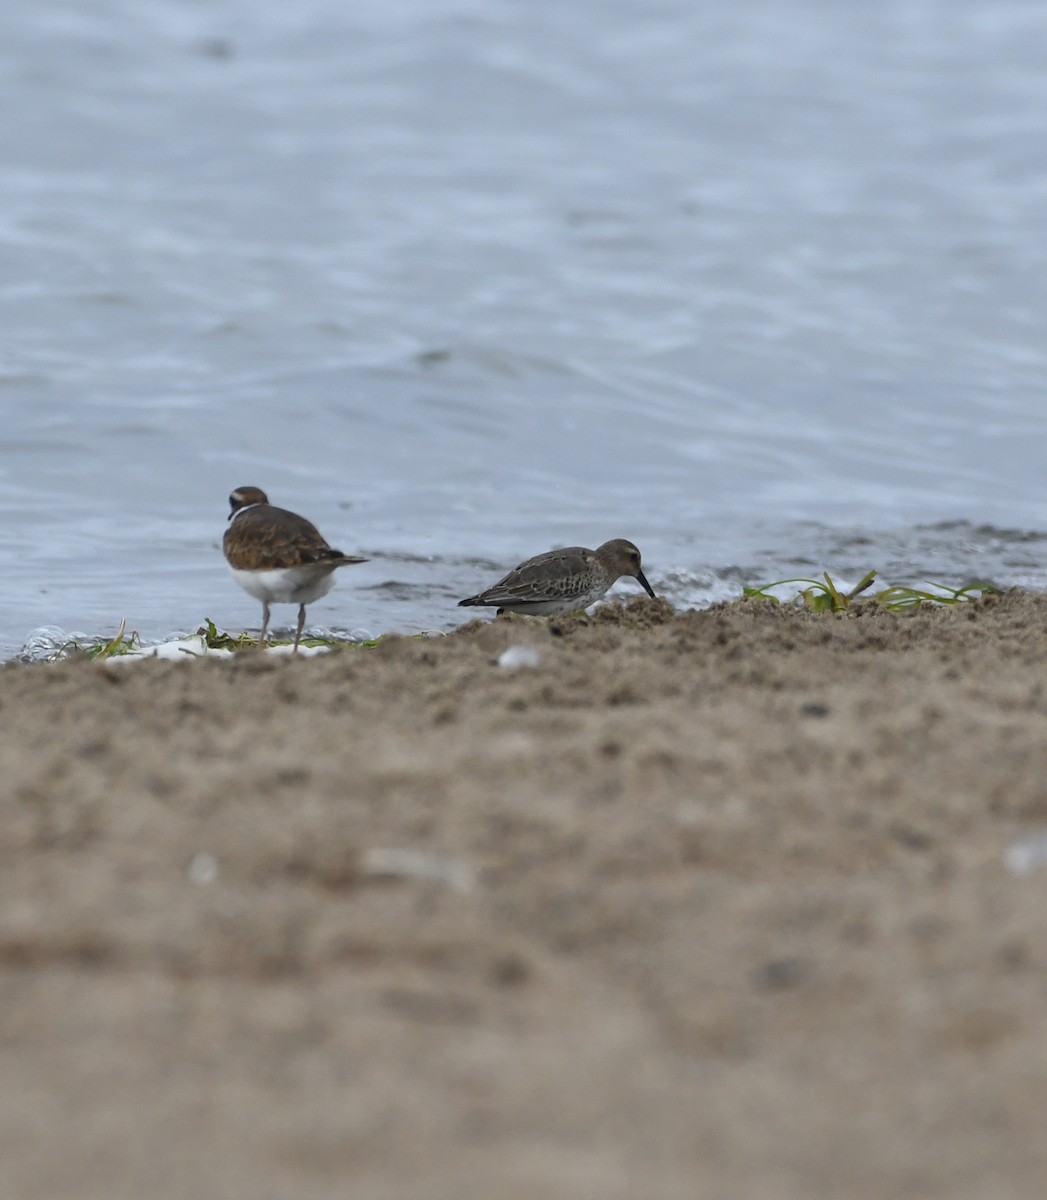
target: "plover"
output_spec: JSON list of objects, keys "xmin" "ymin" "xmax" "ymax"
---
[
  {"xmin": 223, "ymin": 486, "xmax": 367, "ymax": 651},
  {"xmin": 458, "ymin": 539, "xmax": 656, "ymax": 616}
]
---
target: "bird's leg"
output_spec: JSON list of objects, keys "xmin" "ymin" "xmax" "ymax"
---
[
  {"xmin": 258, "ymin": 601, "xmax": 271, "ymax": 650},
  {"xmin": 293, "ymin": 604, "xmax": 306, "ymax": 652}
]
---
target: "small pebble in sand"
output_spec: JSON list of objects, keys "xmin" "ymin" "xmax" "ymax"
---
[
  {"xmin": 188, "ymin": 853, "xmax": 219, "ymax": 886},
  {"xmin": 1004, "ymin": 831, "xmax": 1047, "ymax": 875}
]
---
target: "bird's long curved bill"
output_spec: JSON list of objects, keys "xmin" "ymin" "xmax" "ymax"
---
[{"xmin": 636, "ymin": 570, "xmax": 656, "ymax": 599}]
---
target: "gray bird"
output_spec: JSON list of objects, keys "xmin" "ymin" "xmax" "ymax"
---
[{"xmin": 458, "ymin": 539, "xmax": 656, "ymax": 616}]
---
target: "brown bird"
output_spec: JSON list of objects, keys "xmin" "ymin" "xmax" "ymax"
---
[
  {"xmin": 223, "ymin": 486, "xmax": 367, "ymax": 651},
  {"xmin": 458, "ymin": 539, "xmax": 656, "ymax": 616}
]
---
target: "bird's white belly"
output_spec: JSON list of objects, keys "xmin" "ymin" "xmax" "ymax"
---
[{"xmin": 230, "ymin": 565, "xmax": 336, "ymax": 605}]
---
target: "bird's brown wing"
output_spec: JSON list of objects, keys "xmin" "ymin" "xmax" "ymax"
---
[{"xmin": 223, "ymin": 505, "xmax": 357, "ymax": 570}]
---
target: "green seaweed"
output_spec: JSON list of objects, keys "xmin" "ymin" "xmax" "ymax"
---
[
  {"xmin": 196, "ymin": 618, "xmax": 383, "ymax": 652},
  {"xmin": 85, "ymin": 619, "xmax": 143, "ymax": 660},
  {"xmin": 743, "ymin": 571, "xmax": 999, "ymax": 613}
]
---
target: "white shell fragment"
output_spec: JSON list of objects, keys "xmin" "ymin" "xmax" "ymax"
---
[
  {"xmin": 497, "ymin": 645, "xmax": 542, "ymax": 670},
  {"xmin": 359, "ymin": 847, "xmax": 477, "ymax": 893},
  {"xmin": 102, "ymin": 635, "xmax": 333, "ymax": 664}
]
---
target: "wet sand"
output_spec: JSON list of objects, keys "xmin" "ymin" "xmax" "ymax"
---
[{"xmin": 3, "ymin": 591, "xmax": 1047, "ymax": 1199}]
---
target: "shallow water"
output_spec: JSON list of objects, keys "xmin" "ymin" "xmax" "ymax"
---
[{"xmin": 3, "ymin": 0, "xmax": 1047, "ymax": 656}]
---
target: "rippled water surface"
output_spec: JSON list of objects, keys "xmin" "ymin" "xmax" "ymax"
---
[{"xmin": 3, "ymin": 0, "xmax": 1047, "ymax": 654}]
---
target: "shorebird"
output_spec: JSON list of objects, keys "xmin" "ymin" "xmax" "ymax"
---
[
  {"xmin": 458, "ymin": 539, "xmax": 656, "ymax": 616},
  {"xmin": 223, "ymin": 486, "xmax": 367, "ymax": 651}
]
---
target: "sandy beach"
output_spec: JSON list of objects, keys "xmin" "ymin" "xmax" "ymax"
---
[{"xmin": 3, "ymin": 591, "xmax": 1047, "ymax": 1198}]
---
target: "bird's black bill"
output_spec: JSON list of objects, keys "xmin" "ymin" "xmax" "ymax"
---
[{"xmin": 636, "ymin": 569, "xmax": 656, "ymax": 599}]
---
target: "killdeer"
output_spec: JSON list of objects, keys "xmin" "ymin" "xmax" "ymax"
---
[
  {"xmin": 223, "ymin": 486, "xmax": 367, "ymax": 651},
  {"xmin": 458, "ymin": 539, "xmax": 656, "ymax": 616}
]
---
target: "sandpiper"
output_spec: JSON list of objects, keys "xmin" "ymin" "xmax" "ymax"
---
[
  {"xmin": 223, "ymin": 486, "xmax": 367, "ymax": 651},
  {"xmin": 458, "ymin": 539, "xmax": 656, "ymax": 616}
]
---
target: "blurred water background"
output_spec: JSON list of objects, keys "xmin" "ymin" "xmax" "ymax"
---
[{"xmin": 3, "ymin": 0, "xmax": 1047, "ymax": 655}]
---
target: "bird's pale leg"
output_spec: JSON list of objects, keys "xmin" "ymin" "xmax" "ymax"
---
[
  {"xmin": 293, "ymin": 604, "xmax": 306, "ymax": 652},
  {"xmin": 258, "ymin": 601, "xmax": 271, "ymax": 650}
]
